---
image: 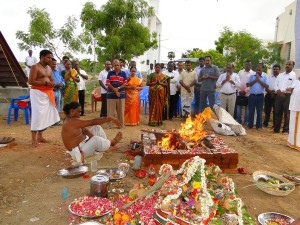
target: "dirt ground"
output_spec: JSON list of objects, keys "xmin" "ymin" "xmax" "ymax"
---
[{"xmin": 0, "ymin": 103, "xmax": 299, "ymax": 225}]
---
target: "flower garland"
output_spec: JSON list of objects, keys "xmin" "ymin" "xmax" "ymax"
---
[
  {"xmin": 236, "ymin": 197, "xmax": 244, "ymax": 224},
  {"xmin": 175, "ymin": 156, "xmax": 205, "ymax": 184},
  {"xmin": 229, "ymin": 178, "xmax": 235, "ymax": 193},
  {"xmin": 199, "ymin": 157, "xmax": 214, "ymax": 219}
]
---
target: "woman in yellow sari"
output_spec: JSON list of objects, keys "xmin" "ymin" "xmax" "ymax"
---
[
  {"xmin": 147, "ymin": 63, "xmax": 169, "ymax": 126},
  {"xmin": 124, "ymin": 67, "xmax": 143, "ymax": 126},
  {"xmin": 61, "ymin": 60, "xmax": 80, "ymax": 106}
]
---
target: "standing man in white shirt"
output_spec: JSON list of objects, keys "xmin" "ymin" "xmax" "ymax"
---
[
  {"xmin": 263, "ymin": 64, "xmax": 280, "ymax": 128},
  {"xmin": 179, "ymin": 60, "xmax": 197, "ymax": 118},
  {"xmin": 274, "ymin": 60, "xmax": 296, "ymax": 133},
  {"xmin": 74, "ymin": 60, "xmax": 88, "ymax": 116},
  {"xmin": 98, "ymin": 61, "xmax": 111, "ymax": 117},
  {"xmin": 235, "ymin": 60, "xmax": 254, "ymax": 125},
  {"xmin": 164, "ymin": 61, "xmax": 180, "ymax": 120},
  {"xmin": 216, "ymin": 63, "xmax": 241, "ymax": 117},
  {"xmin": 25, "ymin": 48, "xmax": 37, "ymax": 79}
]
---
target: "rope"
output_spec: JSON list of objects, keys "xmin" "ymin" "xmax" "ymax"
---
[{"xmin": 0, "ymin": 44, "xmax": 21, "ymax": 87}]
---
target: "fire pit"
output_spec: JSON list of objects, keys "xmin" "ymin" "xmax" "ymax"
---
[{"xmin": 141, "ymin": 113, "xmax": 238, "ymax": 171}]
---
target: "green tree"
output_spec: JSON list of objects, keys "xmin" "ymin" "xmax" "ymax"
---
[
  {"xmin": 80, "ymin": 0, "xmax": 158, "ymax": 62},
  {"xmin": 167, "ymin": 51, "xmax": 175, "ymax": 61},
  {"xmin": 215, "ymin": 27, "xmax": 283, "ymax": 71},
  {"xmin": 182, "ymin": 48, "xmax": 225, "ymax": 68},
  {"xmin": 16, "ymin": 6, "xmax": 84, "ymax": 60}
]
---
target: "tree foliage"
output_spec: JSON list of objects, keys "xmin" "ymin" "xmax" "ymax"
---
[
  {"xmin": 80, "ymin": 0, "xmax": 158, "ymax": 62},
  {"xmin": 214, "ymin": 27, "xmax": 284, "ymax": 71},
  {"xmin": 182, "ymin": 49, "xmax": 225, "ymax": 68},
  {"xmin": 167, "ymin": 51, "xmax": 175, "ymax": 61},
  {"xmin": 16, "ymin": 6, "xmax": 84, "ymax": 60}
]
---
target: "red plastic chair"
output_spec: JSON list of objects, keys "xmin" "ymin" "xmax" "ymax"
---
[{"xmin": 91, "ymin": 87, "xmax": 102, "ymax": 112}]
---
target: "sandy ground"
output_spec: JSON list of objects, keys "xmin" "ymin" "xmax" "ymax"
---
[{"xmin": 0, "ymin": 103, "xmax": 299, "ymax": 225}]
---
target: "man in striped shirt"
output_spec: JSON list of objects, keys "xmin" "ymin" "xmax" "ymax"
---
[{"xmin": 106, "ymin": 59, "xmax": 128, "ymax": 128}]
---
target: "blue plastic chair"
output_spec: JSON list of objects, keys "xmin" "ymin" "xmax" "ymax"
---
[
  {"xmin": 177, "ymin": 96, "xmax": 182, "ymax": 117},
  {"xmin": 139, "ymin": 86, "xmax": 149, "ymax": 114},
  {"xmin": 7, "ymin": 95, "xmax": 31, "ymax": 125},
  {"xmin": 206, "ymin": 91, "xmax": 221, "ymax": 107}
]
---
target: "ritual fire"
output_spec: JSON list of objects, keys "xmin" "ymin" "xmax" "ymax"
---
[{"xmin": 158, "ymin": 108, "xmax": 212, "ymax": 150}]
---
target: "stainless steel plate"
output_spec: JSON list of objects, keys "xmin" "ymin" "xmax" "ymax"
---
[
  {"xmin": 57, "ymin": 165, "xmax": 88, "ymax": 178},
  {"xmin": 258, "ymin": 212, "xmax": 294, "ymax": 225},
  {"xmin": 78, "ymin": 222, "xmax": 104, "ymax": 225},
  {"xmin": 97, "ymin": 169, "xmax": 126, "ymax": 180}
]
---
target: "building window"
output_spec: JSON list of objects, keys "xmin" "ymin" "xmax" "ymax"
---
[
  {"xmin": 146, "ymin": 60, "xmax": 149, "ymax": 65},
  {"xmin": 287, "ymin": 42, "xmax": 291, "ymax": 60}
]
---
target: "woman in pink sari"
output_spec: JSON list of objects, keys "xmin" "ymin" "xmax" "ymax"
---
[{"xmin": 124, "ymin": 67, "xmax": 143, "ymax": 126}]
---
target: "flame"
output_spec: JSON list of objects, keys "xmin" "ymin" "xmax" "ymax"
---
[
  {"xmin": 178, "ymin": 107, "xmax": 212, "ymax": 144},
  {"xmin": 158, "ymin": 133, "xmax": 175, "ymax": 150},
  {"xmin": 158, "ymin": 107, "xmax": 212, "ymax": 150}
]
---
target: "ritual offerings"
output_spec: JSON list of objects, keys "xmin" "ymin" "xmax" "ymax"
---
[
  {"xmin": 141, "ymin": 109, "xmax": 238, "ymax": 170},
  {"xmin": 68, "ymin": 157, "xmax": 255, "ymax": 225}
]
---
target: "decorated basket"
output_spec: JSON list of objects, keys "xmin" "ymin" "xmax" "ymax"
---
[{"xmin": 252, "ymin": 170, "xmax": 295, "ymax": 196}]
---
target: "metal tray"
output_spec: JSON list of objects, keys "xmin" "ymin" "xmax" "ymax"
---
[
  {"xmin": 258, "ymin": 212, "xmax": 294, "ymax": 225},
  {"xmin": 97, "ymin": 169, "xmax": 126, "ymax": 180},
  {"xmin": 57, "ymin": 165, "xmax": 88, "ymax": 178},
  {"xmin": 78, "ymin": 222, "xmax": 104, "ymax": 225}
]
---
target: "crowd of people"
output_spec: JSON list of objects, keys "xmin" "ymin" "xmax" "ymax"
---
[{"xmin": 27, "ymin": 49, "xmax": 300, "ymax": 156}]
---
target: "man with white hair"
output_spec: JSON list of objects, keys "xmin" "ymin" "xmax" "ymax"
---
[{"xmin": 25, "ymin": 48, "xmax": 37, "ymax": 79}]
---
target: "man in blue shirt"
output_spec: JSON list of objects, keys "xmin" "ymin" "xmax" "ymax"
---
[
  {"xmin": 246, "ymin": 63, "xmax": 269, "ymax": 129},
  {"xmin": 106, "ymin": 59, "xmax": 128, "ymax": 128},
  {"xmin": 124, "ymin": 60, "xmax": 142, "ymax": 80},
  {"xmin": 50, "ymin": 58, "xmax": 65, "ymax": 112}
]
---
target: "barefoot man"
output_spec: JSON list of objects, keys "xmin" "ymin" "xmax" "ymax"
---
[
  {"xmin": 62, "ymin": 102, "xmax": 123, "ymax": 164},
  {"xmin": 29, "ymin": 49, "xmax": 60, "ymax": 147}
]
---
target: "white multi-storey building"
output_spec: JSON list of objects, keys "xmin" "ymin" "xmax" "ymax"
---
[
  {"xmin": 275, "ymin": 0, "xmax": 300, "ymax": 73},
  {"xmin": 135, "ymin": 0, "xmax": 162, "ymax": 73}
]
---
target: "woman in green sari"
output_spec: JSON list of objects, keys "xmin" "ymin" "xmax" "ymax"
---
[
  {"xmin": 62, "ymin": 60, "xmax": 80, "ymax": 106},
  {"xmin": 146, "ymin": 63, "xmax": 169, "ymax": 126}
]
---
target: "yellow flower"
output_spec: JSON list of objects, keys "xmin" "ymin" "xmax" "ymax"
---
[
  {"xmin": 182, "ymin": 185, "xmax": 188, "ymax": 191},
  {"xmin": 192, "ymin": 181, "xmax": 201, "ymax": 189},
  {"xmin": 173, "ymin": 209, "xmax": 176, "ymax": 216},
  {"xmin": 95, "ymin": 209, "xmax": 100, "ymax": 216}
]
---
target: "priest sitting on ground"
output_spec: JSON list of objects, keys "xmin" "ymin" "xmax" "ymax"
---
[{"xmin": 62, "ymin": 102, "xmax": 122, "ymax": 164}]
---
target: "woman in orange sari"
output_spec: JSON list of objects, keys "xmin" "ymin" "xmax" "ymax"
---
[
  {"xmin": 147, "ymin": 63, "xmax": 169, "ymax": 126},
  {"xmin": 124, "ymin": 67, "xmax": 143, "ymax": 126}
]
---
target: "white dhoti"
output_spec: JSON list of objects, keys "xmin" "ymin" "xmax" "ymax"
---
[
  {"xmin": 67, "ymin": 125, "xmax": 111, "ymax": 162},
  {"xmin": 288, "ymin": 110, "xmax": 300, "ymax": 151},
  {"xmin": 181, "ymin": 93, "xmax": 194, "ymax": 116},
  {"xmin": 30, "ymin": 89, "xmax": 60, "ymax": 131}
]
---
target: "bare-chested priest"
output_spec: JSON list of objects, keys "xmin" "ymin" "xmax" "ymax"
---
[
  {"xmin": 62, "ymin": 102, "xmax": 122, "ymax": 163},
  {"xmin": 28, "ymin": 49, "xmax": 60, "ymax": 147}
]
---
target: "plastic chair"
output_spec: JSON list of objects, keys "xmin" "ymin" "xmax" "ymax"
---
[
  {"xmin": 215, "ymin": 91, "xmax": 220, "ymax": 106},
  {"xmin": 206, "ymin": 91, "xmax": 221, "ymax": 107},
  {"xmin": 177, "ymin": 96, "xmax": 182, "ymax": 117},
  {"xmin": 91, "ymin": 87, "xmax": 102, "ymax": 112},
  {"xmin": 139, "ymin": 86, "xmax": 149, "ymax": 114},
  {"xmin": 7, "ymin": 95, "xmax": 31, "ymax": 125}
]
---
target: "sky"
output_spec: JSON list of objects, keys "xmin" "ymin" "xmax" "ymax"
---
[{"xmin": 0, "ymin": 0, "xmax": 295, "ymax": 63}]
